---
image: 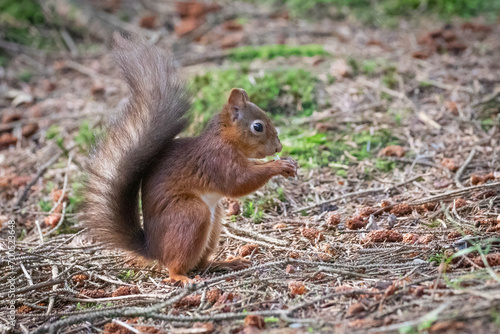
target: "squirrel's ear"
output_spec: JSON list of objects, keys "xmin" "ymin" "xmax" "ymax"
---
[{"xmin": 227, "ymin": 88, "xmax": 249, "ymax": 121}]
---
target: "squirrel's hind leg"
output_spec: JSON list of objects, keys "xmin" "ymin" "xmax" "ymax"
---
[
  {"xmin": 148, "ymin": 195, "xmax": 213, "ymax": 284},
  {"xmin": 195, "ymin": 205, "xmax": 223, "ymax": 270},
  {"xmin": 195, "ymin": 206, "xmax": 252, "ymax": 273}
]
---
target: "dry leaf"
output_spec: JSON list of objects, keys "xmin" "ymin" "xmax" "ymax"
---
[
  {"xmin": 175, "ymin": 294, "xmax": 202, "ymax": 308},
  {"xmin": 390, "ymin": 203, "xmax": 412, "ymax": 216},
  {"xmin": 2, "ymin": 112, "xmax": 21, "ymax": 124},
  {"xmin": 18, "ymin": 305, "xmax": 34, "ymax": 314},
  {"xmin": 219, "ymin": 32, "xmax": 244, "ymax": 48},
  {"xmin": 244, "ymin": 314, "xmax": 265, "ymax": 329},
  {"xmin": 347, "ymin": 302, "xmax": 365, "ymax": 316},
  {"xmin": 441, "ymin": 158, "xmax": 459, "ymax": 172},
  {"xmin": 380, "ymin": 145, "xmax": 405, "ymax": 157},
  {"xmin": 0, "ymin": 133, "xmax": 18, "ymax": 149},
  {"xmin": 300, "ymin": 228, "xmax": 325, "ymax": 242},
  {"xmin": 11, "ymin": 176, "xmax": 31, "ymax": 187},
  {"xmin": 288, "ymin": 280, "xmax": 306, "ymax": 296},
  {"xmin": 418, "ymin": 234, "xmax": 434, "ymax": 244},
  {"xmin": 79, "ymin": 289, "xmax": 109, "ymax": 298},
  {"xmin": 330, "ymin": 59, "xmax": 351, "ymax": 78},
  {"xmin": 227, "ymin": 200, "xmax": 240, "ymax": 216},
  {"xmin": 273, "ymin": 223, "xmax": 287, "ymax": 229},
  {"xmin": 365, "ymin": 230, "xmax": 403, "ymax": 243},
  {"xmin": 346, "ymin": 216, "xmax": 366, "ymax": 230},
  {"xmin": 175, "ymin": 17, "xmax": 204, "ymax": 37},
  {"xmin": 112, "ymin": 286, "xmax": 140, "ymax": 297},
  {"xmin": 326, "ymin": 212, "xmax": 341, "ymax": 228},
  {"xmin": 223, "ymin": 20, "xmax": 243, "ymax": 31},
  {"xmin": 71, "ymin": 274, "xmax": 88, "ymax": 286},
  {"xmin": 22, "ymin": 124, "xmax": 39, "ymax": 137},
  {"xmin": 44, "ymin": 214, "xmax": 61, "ymax": 228},
  {"xmin": 445, "ymin": 101, "xmax": 458, "ymax": 116},
  {"xmin": 207, "ymin": 288, "xmax": 221, "ymax": 304},
  {"xmin": 402, "ymin": 233, "xmax": 418, "ymax": 244},
  {"xmin": 91, "ymin": 80, "xmax": 105, "ymax": 96},
  {"xmin": 239, "ymin": 244, "xmax": 259, "ymax": 257},
  {"xmin": 139, "ymin": 14, "xmax": 156, "ymax": 29}
]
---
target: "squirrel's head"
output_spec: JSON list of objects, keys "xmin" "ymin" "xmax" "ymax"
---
[{"xmin": 220, "ymin": 88, "xmax": 282, "ymax": 159}]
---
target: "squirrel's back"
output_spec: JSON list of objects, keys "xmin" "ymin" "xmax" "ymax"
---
[{"xmin": 83, "ymin": 35, "xmax": 190, "ymax": 256}]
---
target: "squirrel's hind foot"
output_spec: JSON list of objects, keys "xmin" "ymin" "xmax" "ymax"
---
[{"xmin": 167, "ymin": 273, "xmax": 193, "ymax": 287}]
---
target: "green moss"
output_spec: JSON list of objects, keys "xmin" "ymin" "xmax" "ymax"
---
[
  {"xmin": 374, "ymin": 158, "xmax": 396, "ymax": 172},
  {"xmin": 242, "ymin": 201, "xmax": 264, "ymax": 223},
  {"xmin": 241, "ymin": 186, "xmax": 289, "ymax": 223},
  {"xmin": 280, "ymin": 128, "xmax": 399, "ymax": 168},
  {"xmin": 381, "ymin": 66, "xmax": 398, "ymax": 90},
  {"xmin": 190, "ymin": 67, "xmax": 318, "ymax": 133},
  {"xmin": 229, "ymin": 44, "xmax": 329, "ymax": 61},
  {"xmin": 66, "ymin": 182, "xmax": 84, "ymax": 214},
  {"xmin": 0, "ymin": 55, "xmax": 8, "ymax": 67},
  {"xmin": 74, "ymin": 121, "xmax": 101, "ymax": 153},
  {"xmin": 0, "ymin": 0, "xmax": 45, "ymax": 23},
  {"xmin": 265, "ymin": 0, "xmax": 500, "ymax": 22},
  {"xmin": 38, "ymin": 200, "xmax": 52, "ymax": 212},
  {"xmin": 361, "ymin": 59, "xmax": 377, "ymax": 76},
  {"xmin": 118, "ymin": 270, "xmax": 137, "ymax": 282},
  {"xmin": 0, "ymin": 0, "xmax": 55, "ymax": 48},
  {"xmin": 18, "ymin": 70, "xmax": 33, "ymax": 83}
]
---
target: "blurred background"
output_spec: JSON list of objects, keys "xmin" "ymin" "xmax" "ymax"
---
[
  {"xmin": 2, "ymin": 0, "xmax": 500, "ymax": 259},
  {"xmin": 1, "ymin": 2, "xmax": 500, "ymax": 332}
]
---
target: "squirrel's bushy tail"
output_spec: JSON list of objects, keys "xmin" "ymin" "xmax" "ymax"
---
[{"xmin": 84, "ymin": 35, "xmax": 189, "ymax": 256}]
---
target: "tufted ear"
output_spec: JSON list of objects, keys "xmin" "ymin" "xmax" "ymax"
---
[{"xmin": 227, "ymin": 88, "xmax": 249, "ymax": 122}]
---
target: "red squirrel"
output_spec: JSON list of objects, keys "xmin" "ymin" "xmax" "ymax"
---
[{"xmin": 84, "ymin": 36, "xmax": 298, "ymax": 284}]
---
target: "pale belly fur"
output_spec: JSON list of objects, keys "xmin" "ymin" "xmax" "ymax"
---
[{"xmin": 200, "ymin": 192, "xmax": 222, "ymax": 224}]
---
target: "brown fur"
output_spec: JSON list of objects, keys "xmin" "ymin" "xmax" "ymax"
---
[{"xmin": 84, "ymin": 37, "xmax": 297, "ymax": 284}]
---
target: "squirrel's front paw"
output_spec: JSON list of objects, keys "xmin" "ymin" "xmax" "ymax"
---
[{"xmin": 277, "ymin": 157, "xmax": 298, "ymax": 178}]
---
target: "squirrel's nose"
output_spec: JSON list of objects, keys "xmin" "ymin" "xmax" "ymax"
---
[{"xmin": 276, "ymin": 140, "xmax": 282, "ymax": 153}]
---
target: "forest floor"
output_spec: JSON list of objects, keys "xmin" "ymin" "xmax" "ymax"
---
[{"xmin": 1, "ymin": 1, "xmax": 500, "ymax": 333}]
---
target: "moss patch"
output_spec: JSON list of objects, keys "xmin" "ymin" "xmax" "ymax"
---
[
  {"xmin": 190, "ymin": 67, "xmax": 319, "ymax": 133},
  {"xmin": 280, "ymin": 127, "xmax": 399, "ymax": 170},
  {"xmin": 229, "ymin": 44, "xmax": 329, "ymax": 62}
]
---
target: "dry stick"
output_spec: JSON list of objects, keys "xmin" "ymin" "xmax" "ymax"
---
[
  {"xmin": 408, "ymin": 181, "xmax": 500, "ymax": 206},
  {"xmin": 472, "ymin": 91, "xmax": 500, "ymax": 108},
  {"xmin": 293, "ymin": 176, "xmax": 421, "ymax": 213},
  {"xmin": 46, "ymin": 266, "xmax": 59, "ymax": 315},
  {"xmin": 223, "ymin": 222, "xmax": 288, "ymax": 246},
  {"xmin": 222, "ymin": 227, "xmax": 330, "ymax": 257},
  {"xmin": 358, "ymin": 77, "xmax": 443, "ymax": 129},
  {"xmin": 0, "ymin": 39, "xmax": 46, "ymax": 56},
  {"xmin": 59, "ymin": 293, "xmax": 179, "ymax": 304},
  {"xmin": 454, "ymin": 147, "xmax": 477, "ymax": 188},
  {"xmin": 0, "ymin": 111, "xmax": 112, "ymax": 132},
  {"xmin": 417, "ymin": 79, "xmax": 474, "ymax": 94},
  {"xmin": 33, "ymin": 286, "xmax": 194, "ymax": 333},
  {"xmin": 64, "ymin": 59, "xmax": 102, "ymax": 78},
  {"xmin": 149, "ymin": 290, "xmax": 382, "ymax": 324},
  {"xmin": 60, "ymin": 29, "xmax": 78, "ymax": 56},
  {"xmin": 72, "ymin": 265, "xmax": 136, "ymax": 287},
  {"xmin": 367, "ymin": 301, "xmax": 452, "ymax": 333},
  {"xmin": 0, "ymin": 279, "xmax": 66, "ymax": 299},
  {"xmin": 48, "ymin": 154, "xmax": 73, "ymax": 215},
  {"xmin": 47, "ymin": 228, "xmax": 88, "ymax": 255},
  {"xmin": 19, "ymin": 263, "xmax": 33, "ymax": 286},
  {"xmin": 16, "ymin": 152, "xmax": 63, "ymax": 207},
  {"xmin": 113, "ymin": 320, "xmax": 140, "ymax": 334}
]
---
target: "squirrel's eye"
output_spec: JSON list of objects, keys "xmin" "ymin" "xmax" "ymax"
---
[{"xmin": 253, "ymin": 122, "xmax": 263, "ymax": 133}]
